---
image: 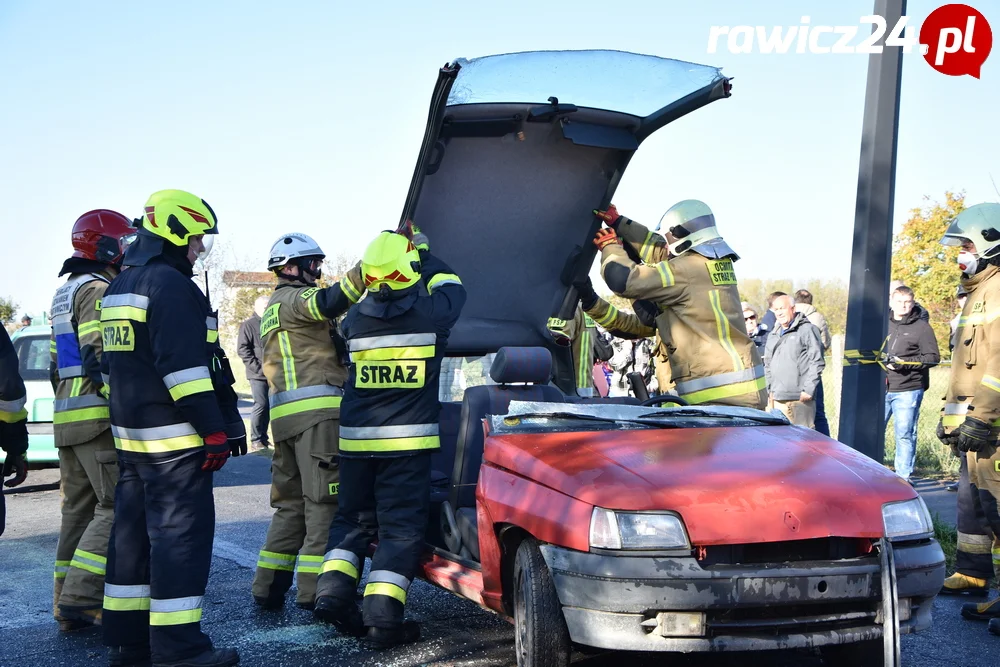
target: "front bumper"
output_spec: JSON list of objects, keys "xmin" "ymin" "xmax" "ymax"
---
[{"xmin": 540, "ymin": 540, "xmax": 944, "ymax": 652}]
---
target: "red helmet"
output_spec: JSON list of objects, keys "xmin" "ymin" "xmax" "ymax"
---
[{"xmin": 71, "ymin": 209, "xmax": 136, "ymax": 264}]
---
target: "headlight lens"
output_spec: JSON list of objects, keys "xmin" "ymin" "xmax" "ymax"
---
[
  {"xmin": 589, "ymin": 508, "xmax": 690, "ymax": 550},
  {"xmin": 882, "ymin": 498, "xmax": 933, "ymax": 540}
]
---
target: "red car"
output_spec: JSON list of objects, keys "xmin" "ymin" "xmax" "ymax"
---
[{"xmin": 402, "ymin": 50, "xmax": 944, "ymax": 667}]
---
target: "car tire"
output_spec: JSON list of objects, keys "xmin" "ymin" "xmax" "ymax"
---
[
  {"xmin": 820, "ymin": 639, "xmax": 884, "ymax": 666},
  {"xmin": 513, "ymin": 538, "xmax": 570, "ymax": 667}
]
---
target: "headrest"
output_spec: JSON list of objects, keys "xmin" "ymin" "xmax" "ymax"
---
[{"xmin": 490, "ymin": 347, "xmax": 552, "ymax": 385}]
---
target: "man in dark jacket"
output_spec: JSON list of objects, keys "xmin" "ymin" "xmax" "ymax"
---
[
  {"xmin": 742, "ymin": 302, "xmax": 769, "ymax": 354},
  {"xmin": 1, "ymin": 326, "xmax": 29, "ymax": 537},
  {"xmin": 884, "ymin": 285, "xmax": 940, "ymax": 483},
  {"xmin": 238, "ymin": 295, "xmax": 271, "ymax": 450},
  {"xmin": 763, "ymin": 295, "xmax": 825, "ymax": 428}
]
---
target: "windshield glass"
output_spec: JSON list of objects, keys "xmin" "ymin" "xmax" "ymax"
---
[
  {"xmin": 439, "ymin": 354, "xmax": 497, "ymax": 402},
  {"xmin": 446, "ymin": 50, "xmax": 726, "ymax": 118}
]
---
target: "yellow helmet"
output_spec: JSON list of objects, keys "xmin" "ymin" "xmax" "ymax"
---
[
  {"xmin": 361, "ymin": 232, "xmax": 421, "ymax": 292},
  {"xmin": 139, "ymin": 189, "xmax": 218, "ymax": 246}
]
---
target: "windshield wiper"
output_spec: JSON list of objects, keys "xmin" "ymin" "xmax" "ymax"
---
[
  {"xmin": 507, "ymin": 410, "xmax": 788, "ymax": 428},
  {"xmin": 505, "ymin": 411, "xmax": 683, "ymax": 429},
  {"xmin": 640, "ymin": 409, "xmax": 788, "ymax": 426}
]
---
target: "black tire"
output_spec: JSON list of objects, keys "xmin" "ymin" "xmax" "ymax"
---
[
  {"xmin": 820, "ymin": 639, "xmax": 884, "ymax": 667},
  {"xmin": 513, "ymin": 539, "xmax": 571, "ymax": 667}
]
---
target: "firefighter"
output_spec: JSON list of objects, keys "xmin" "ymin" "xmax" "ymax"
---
[
  {"xmin": 313, "ymin": 224, "xmax": 466, "ymax": 648},
  {"xmin": 547, "ymin": 307, "xmax": 600, "ymax": 397},
  {"xmin": 593, "ymin": 201, "xmax": 766, "ymax": 409},
  {"xmin": 251, "ymin": 233, "xmax": 366, "ymax": 610},
  {"xmin": 48, "ymin": 209, "xmax": 136, "ymax": 631},
  {"xmin": 100, "ymin": 190, "xmax": 245, "ymax": 667},
  {"xmin": 1, "ymin": 326, "xmax": 29, "ymax": 538}
]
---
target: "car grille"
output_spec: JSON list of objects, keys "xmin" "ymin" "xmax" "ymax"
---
[{"xmin": 699, "ymin": 537, "xmax": 874, "ymax": 566}]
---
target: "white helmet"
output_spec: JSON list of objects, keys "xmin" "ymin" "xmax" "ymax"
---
[
  {"xmin": 267, "ymin": 233, "xmax": 325, "ymax": 270},
  {"xmin": 656, "ymin": 199, "xmax": 738, "ymax": 260},
  {"xmin": 940, "ymin": 203, "xmax": 1000, "ymax": 259}
]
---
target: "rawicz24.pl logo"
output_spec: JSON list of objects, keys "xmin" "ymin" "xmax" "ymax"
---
[{"xmin": 707, "ymin": 3, "xmax": 992, "ymax": 78}]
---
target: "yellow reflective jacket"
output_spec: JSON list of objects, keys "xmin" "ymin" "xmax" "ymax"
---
[
  {"xmin": 943, "ymin": 264, "xmax": 1000, "ymax": 432},
  {"xmin": 261, "ymin": 267, "xmax": 365, "ymax": 442},
  {"xmin": 548, "ymin": 307, "xmax": 598, "ymax": 397},
  {"xmin": 600, "ymin": 218, "xmax": 766, "ymax": 409}
]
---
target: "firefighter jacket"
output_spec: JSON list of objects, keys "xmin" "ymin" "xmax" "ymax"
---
[
  {"xmin": 943, "ymin": 264, "xmax": 1000, "ymax": 432},
  {"xmin": 260, "ymin": 267, "xmax": 366, "ymax": 442},
  {"xmin": 600, "ymin": 217, "xmax": 766, "ymax": 409},
  {"xmin": 0, "ymin": 326, "xmax": 28, "ymax": 455},
  {"xmin": 585, "ymin": 296, "xmax": 674, "ymax": 391},
  {"xmin": 339, "ymin": 252, "xmax": 466, "ymax": 457},
  {"xmin": 49, "ymin": 267, "xmax": 116, "ymax": 447},
  {"xmin": 99, "ymin": 258, "xmax": 240, "ymax": 463},
  {"xmin": 548, "ymin": 307, "xmax": 598, "ymax": 397}
]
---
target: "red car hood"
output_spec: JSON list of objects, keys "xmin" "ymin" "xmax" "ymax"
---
[{"xmin": 483, "ymin": 426, "xmax": 916, "ymax": 545}]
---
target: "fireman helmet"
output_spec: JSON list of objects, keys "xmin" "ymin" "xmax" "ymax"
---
[
  {"xmin": 267, "ymin": 233, "xmax": 325, "ymax": 270},
  {"xmin": 361, "ymin": 232, "xmax": 420, "ymax": 292},
  {"xmin": 657, "ymin": 199, "xmax": 738, "ymax": 260},
  {"xmin": 940, "ymin": 203, "xmax": 1000, "ymax": 258},
  {"xmin": 137, "ymin": 189, "xmax": 218, "ymax": 246},
  {"xmin": 71, "ymin": 209, "xmax": 136, "ymax": 264}
]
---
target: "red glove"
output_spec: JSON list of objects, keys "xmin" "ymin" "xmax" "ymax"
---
[
  {"xmin": 593, "ymin": 205, "xmax": 622, "ymax": 228},
  {"xmin": 594, "ymin": 228, "xmax": 621, "ymax": 251},
  {"xmin": 202, "ymin": 432, "xmax": 230, "ymax": 472},
  {"xmin": 396, "ymin": 219, "xmax": 415, "ymax": 240}
]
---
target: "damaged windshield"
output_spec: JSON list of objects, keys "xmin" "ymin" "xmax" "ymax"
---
[{"xmin": 446, "ymin": 50, "xmax": 726, "ymax": 118}]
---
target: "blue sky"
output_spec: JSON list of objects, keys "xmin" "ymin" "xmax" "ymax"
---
[{"xmin": 1, "ymin": 0, "xmax": 996, "ymax": 316}]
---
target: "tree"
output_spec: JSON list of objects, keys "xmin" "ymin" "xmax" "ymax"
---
[
  {"xmin": 0, "ymin": 296, "xmax": 17, "ymax": 325},
  {"xmin": 891, "ymin": 191, "xmax": 966, "ymax": 355},
  {"xmin": 738, "ymin": 278, "xmax": 794, "ymax": 316}
]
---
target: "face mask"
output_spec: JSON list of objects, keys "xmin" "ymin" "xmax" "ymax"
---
[{"xmin": 958, "ymin": 251, "xmax": 979, "ymax": 275}]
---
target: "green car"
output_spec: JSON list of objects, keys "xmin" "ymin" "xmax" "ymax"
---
[{"xmin": 1, "ymin": 324, "xmax": 58, "ymax": 466}]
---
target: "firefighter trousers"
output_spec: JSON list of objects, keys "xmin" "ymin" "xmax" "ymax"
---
[
  {"xmin": 252, "ymin": 418, "xmax": 341, "ymax": 607},
  {"xmin": 103, "ymin": 452, "xmax": 215, "ymax": 664},
  {"xmin": 54, "ymin": 430, "xmax": 118, "ymax": 615},
  {"xmin": 956, "ymin": 453, "xmax": 995, "ymax": 581},
  {"xmin": 315, "ymin": 452, "xmax": 431, "ymax": 628},
  {"xmin": 967, "ymin": 448, "xmax": 1000, "ymax": 579}
]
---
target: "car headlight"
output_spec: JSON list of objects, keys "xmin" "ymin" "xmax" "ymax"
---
[
  {"xmin": 882, "ymin": 498, "xmax": 933, "ymax": 540},
  {"xmin": 589, "ymin": 508, "xmax": 690, "ymax": 550}
]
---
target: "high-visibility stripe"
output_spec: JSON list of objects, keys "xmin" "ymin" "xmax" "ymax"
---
[
  {"xmin": 682, "ymin": 376, "xmax": 767, "ymax": 406},
  {"xmin": 339, "ymin": 423, "xmax": 439, "ymax": 439},
  {"xmin": 305, "ymin": 291, "xmax": 323, "ymax": 321},
  {"xmin": 104, "ymin": 583, "xmax": 152, "ymax": 611},
  {"xmin": 593, "ymin": 304, "xmax": 619, "ymax": 328},
  {"xmin": 674, "ymin": 365, "xmax": 765, "ymax": 396},
  {"xmin": 339, "ymin": 434, "xmax": 440, "ymax": 453},
  {"xmin": 58, "ymin": 365, "xmax": 84, "ymax": 379},
  {"xmin": 70, "ymin": 549, "xmax": 107, "ymax": 575},
  {"xmin": 350, "ymin": 345, "xmax": 435, "ymax": 361},
  {"xmin": 296, "ymin": 554, "xmax": 324, "ymax": 574},
  {"xmin": 257, "ymin": 550, "xmax": 296, "ymax": 572},
  {"xmin": 427, "ymin": 273, "xmax": 462, "ymax": 292},
  {"xmin": 655, "ymin": 261, "xmax": 675, "ymax": 288},
  {"xmin": 100, "ymin": 306, "xmax": 147, "ymax": 322},
  {"xmin": 348, "ymin": 333, "xmax": 437, "ymax": 352},
  {"xmin": 55, "ymin": 407, "xmax": 110, "ymax": 424},
  {"xmin": 269, "ymin": 385, "xmax": 343, "ymax": 408},
  {"xmin": 340, "ymin": 275, "xmax": 363, "ymax": 303},
  {"xmin": 53, "ymin": 320, "xmax": 76, "ymax": 335},
  {"xmin": 271, "ymin": 396, "xmax": 342, "ymax": 419},
  {"xmin": 102, "ymin": 293, "xmax": 149, "ymax": 310},
  {"xmin": 168, "ymin": 379, "xmax": 214, "ymax": 401},
  {"xmin": 994, "ymin": 547, "xmax": 1000, "ymax": 567},
  {"xmin": 982, "ymin": 375, "xmax": 1000, "ymax": 393},
  {"xmin": 320, "ymin": 549, "xmax": 360, "ymax": 580},
  {"xmin": 0, "ymin": 408, "xmax": 28, "ymax": 423},
  {"xmin": 112, "ymin": 423, "xmax": 203, "ymax": 454},
  {"xmin": 958, "ymin": 310, "xmax": 1000, "ymax": 327},
  {"xmin": 70, "ymin": 377, "xmax": 83, "ymax": 398},
  {"xmin": 577, "ymin": 330, "xmax": 591, "ymax": 390},
  {"xmin": 364, "ymin": 582, "xmax": 407, "ymax": 604},
  {"xmin": 78, "ymin": 320, "xmax": 103, "ymax": 337},
  {"xmin": 55, "ymin": 395, "xmax": 108, "ymax": 412},
  {"xmin": 709, "ymin": 289, "xmax": 742, "ymax": 372},
  {"xmin": 369, "ymin": 569, "xmax": 411, "ymax": 590},
  {"xmin": 163, "ymin": 366, "xmax": 214, "ymax": 401},
  {"xmin": 278, "ymin": 331, "xmax": 297, "ymax": 391},
  {"xmin": 54, "ymin": 560, "xmax": 71, "ymax": 579},
  {"xmin": 49, "ymin": 340, "xmax": 57, "ymax": 354},
  {"xmin": 149, "ymin": 596, "xmax": 203, "ymax": 626},
  {"xmin": 640, "ymin": 232, "xmax": 658, "ymax": 263},
  {"xmin": 957, "ymin": 531, "xmax": 993, "ymax": 554},
  {"xmin": 0, "ymin": 396, "xmax": 27, "ymax": 413}
]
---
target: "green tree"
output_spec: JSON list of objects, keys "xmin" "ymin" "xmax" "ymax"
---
[
  {"xmin": 891, "ymin": 191, "xmax": 966, "ymax": 355},
  {"xmin": 0, "ymin": 296, "xmax": 17, "ymax": 325},
  {"xmin": 801, "ymin": 278, "xmax": 849, "ymax": 335},
  {"xmin": 738, "ymin": 278, "xmax": 793, "ymax": 316}
]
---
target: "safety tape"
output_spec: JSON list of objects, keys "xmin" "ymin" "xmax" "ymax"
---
[{"xmin": 841, "ymin": 347, "xmax": 953, "ymax": 371}]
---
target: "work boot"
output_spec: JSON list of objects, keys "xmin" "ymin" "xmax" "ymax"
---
[
  {"xmin": 253, "ymin": 592, "xmax": 285, "ymax": 610},
  {"xmin": 152, "ymin": 648, "xmax": 240, "ymax": 667},
  {"xmin": 363, "ymin": 621, "xmax": 421, "ymax": 649},
  {"xmin": 313, "ymin": 596, "xmax": 365, "ymax": 637},
  {"xmin": 295, "ymin": 599, "xmax": 315, "ymax": 611},
  {"xmin": 990, "ymin": 618, "xmax": 1000, "ymax": 636},
  {"xmin": 962, "ymin": 596, "xmax": 1000, "ymax": 621},
  {"xmin": 941, "ymin": 572, "xmax": 989, "ymax": 596},
  {"xmin": 108, "ymin": 645, "xmax": 151, "ymax": 667},
  {"xmin": 58, "ymin": 607, "xmax": 102, "ymax": 632}
]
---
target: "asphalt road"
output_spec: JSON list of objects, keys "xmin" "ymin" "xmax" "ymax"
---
[{"xmin": 0, "ymin": 456, "xmax": 994, "ymax": 667}]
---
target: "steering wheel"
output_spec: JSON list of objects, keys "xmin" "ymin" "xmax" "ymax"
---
[{"xmin": 640, "ymin": 394, "xmax": 690, "ymax": 407}]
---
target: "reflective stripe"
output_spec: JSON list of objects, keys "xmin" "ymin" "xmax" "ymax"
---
[
  {"xmin": 0, "ymin": 407, "xmax": 28, "ymax": 423},
  {"xmin": 324, "ymin": 549, "xmax": 360, "ymax": 569},
  {"xmin": 305, "ymin": 291, "xmax": 323, "ymax": 321},
  {"xmin": 70, "ymin": 549, "xmax": 107, "ymax": 575},
  {"xmin": 206, "ymin": 314, "xmax": 219, "ymax": 344},
  {"xmin": 78, "ymin": 320, "xmax": 103, "ymax": 337},
  {"xmin": 163, "ymin": 366, "xmax": 213, "ymax": 400},
  {"xmin": 348, "ymin": 333, "xmax": 437, "ymax": 352},
  {"xmin": 102, "ymin": 373, "xmax": 111, "ymax": 385},
  {"xmin": 368, "ymin": 569, "xmax": 411, "ymax": 591},
  {"xmin": 296, "ymin": 554, "xmax": 324, "ymax": 574},
  {"xmin": 708, "ymin": 289, "xmax": 742, "ymax": 372},
  {"xmin": 278, "ymin": 331, "xmax": 297, "ymax": 391},
  {"xmin": 577, "ymin": 330, "xmax": 591, "ymax": 390},
  {"xmin": 0, "ymin": 396, "xmax": 27, "ymax": 413},
  {"xmin": 112, "ymin": 423, "xmax": 202, "ymax": 454},
  {"xmin": 321, "ymin": 549, "xmax": 361, "ymax": 580},
  {"xmin": 54, "ymin": 560, "xmax": 71, "ymax": 579},
  {"xmin": 674, "ymin": 365, "xmax": 765, "ymax": 396},
  {"xmin": 957, "ymin": 531, "xmax": 993, "ymax": 554},
  {"xmin": 350, "ymin": 345, "xmax": 435, "ymax": 361},
  {"xmin": 104, "ymin": 583, "xmax": 151, "ymax": 612},
  {"xmin": 149, "ymin": 596, "xmax": 203, "ymax": 626},
  {"xmin": 58, "ymin": 365, "xmax": 84, "ymax": 379},
  {"xmin": 593, "ymin": 305, "xmax": 619, "ymax": 329},
  {"xmin": 340, "ymin": 275, "xmax": 363, "ymax": 303},
  {"xmin": 682, "ymin": 376, "xmax": 767, "ymax": 405},
  {"xmin": 269, "ymin": 385, "xmax": 343, "ymax": 408},
  {"xmin": 339, "ymin": 435, "xmax": 440, "ymax": 453},
  {"xmin": 427, "ymin": 273, "xmax": 462, "ymax": 292},
  {"xmin": 54, "ymin": 407, "xmax": 110, "ymax": 424},
  {"xmin": 994, "ymin": 547, "xmax": 1000, "ymax": 566},
  {"xmin": 100, "ymin": 294, "xmax": 149, "ymax": 323},
  {"xmin": 50, "ymin": 340, "xmax": 57, "ymax": 353},
  {"xmin": 983, "ymin": 375, "xmax": 1000, "ymax": 393},
  {"xmin": 640, "ymin": 231, "xmax": 658, "ymax": 263},
  {"xmin": 54, "ymin": 395, "xmax": 108, "ymax": 412},
  {"xmin": 206, "ymin": 316, "xmax": 218, "ymax": 330},
  {"xmin": 339, "ymin": 424, "xmax": 439, "ymax": 439},
  {"xmin": 70, "ymin": 377, "xmax": 83, "ymax": 398},
  {"xmin": 364, "ymin": 582, "xmax": 407, "ymax": 604},
  {"xmin": 257, "ymin": 550, "xmax": 296, "ymax": 572},
  {"xmin": 655, "ymin": 261, "xmax": 675, "ymax": 288},
  {"xmin": 944, "ymin": 402, "xmax": 971, "ymax": 415},
  {"xmin": 958, "ymin": 310, "xmax": 1000, "ymax": 327},
  {"xmin": 271, "ymin": 396, "xmax": 341, "ymax": 419}
]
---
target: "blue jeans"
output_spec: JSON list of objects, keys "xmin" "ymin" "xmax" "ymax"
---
[{"xmin": 884, "ymin": 388, "xmax": 924, "ymax": 481}]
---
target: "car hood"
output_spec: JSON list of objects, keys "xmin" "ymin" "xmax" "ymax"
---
[
  {"xmin": 400, "ymin": 50, "xmax": 731, "ymax": 355},
  {"xmin": 484, "ymin": 425, "xmax": 916, "ymax": 545}
]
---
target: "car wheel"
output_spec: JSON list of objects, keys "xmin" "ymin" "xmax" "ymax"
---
[
  {"xmin": 820, "ymin": 639, "xmax": 884, "ymax": 667},
  {"xmin": 513, "ymin": 538, "xmax": 570, "ymax": 667}
]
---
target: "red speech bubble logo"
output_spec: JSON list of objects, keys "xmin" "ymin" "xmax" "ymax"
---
[{"xmin": 920, "ymin": 4, "xmax": 992, "ymax": 78}]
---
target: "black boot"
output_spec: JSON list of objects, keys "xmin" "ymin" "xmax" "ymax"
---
[
  {"xmin": 152, "ymin": 648, "xmax": 240, "ymax": 667},
  {"xmin": 313, "ymin": 596, "xmax": 365, "ymax": 637},
  {"xmin": 364, "ymin": 621, "xmax": 421, "ymax": 649},
  {"xmin": 990, "ymin": 618, "xmax": 1000, "ymax": 636},
  {"xmin": 253, "ymin": 593, "xmax": 285, "ymax": 610},
  {"xmin": 109, "ymin": 645, "xmax": 151, "ymax": 667}
]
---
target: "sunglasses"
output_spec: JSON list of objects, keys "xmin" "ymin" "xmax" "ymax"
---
[{"xmin": 744, "ymin": 315, "xmax": 757, "ymax": 321}]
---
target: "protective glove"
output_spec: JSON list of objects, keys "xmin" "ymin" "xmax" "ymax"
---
[
  {"xmin": 593, "ymin": 205, "xmax": 622, "ymax": 228},
  {"xmin": 2, "ymin": 451, "xmax": 28, "ymax": 488},
  {"xmin": 202, "ymin": 432, "xmax": 230, "ymax": 472},
  {"xmin": 936, "ymin": 419, "xmax": 956, "ymax": 445},
  {"xmin": 956, "ymin": 416, "xmax": 993, "ymax": 453},
  {"xmin": 98, "ymin": 384, "xmax": 110, "ymax": 400},
  {"xmin": 410, "ymin": 224, "xmax": 429, "ymax": 252},
  {"xmin": 226, "ymin": 421, "xmax": 247, "ymax": 457},
  {"xmin": 547, "ymin": 317, "xmax": 571, "ymax": 347},
  {"xmin": 573, "ymin": 276, "xmax": 598, "ymax": 310},
  {"xmin": 594, "ymin": 228, "xmax": 621, "ymax": 251}
]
